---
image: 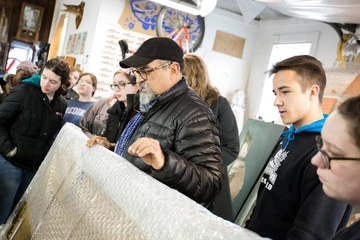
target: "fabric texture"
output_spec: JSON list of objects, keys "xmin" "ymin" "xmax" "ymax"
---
[
  {"xmin": 210, "ymin": 95, "xmax": 240, "ymax": 221},
  {"xmin": 79, "ymin": 98, "xmax": 113, "ymax": 138},
  {"xmin": 64, "ymin": 88, "xmax": 79, "ymax": 100},
  {"xmin": 16, "ymin": 61, "xmax": 38, "ymax": 75},
  {"xmin": 0, "ymin": 74, "xmax": 31, "ymax": 104},
  {"xmin": 0, "ymin": 76, "xmax": 9, "ymax": 104},
  {"xmin": 0, "ymin": 154, "xmax": 36, "ymax": 224},
  {"xmin": 102, "ymin": 94, "xmax": 138, "ymax": 143},
  {"xmin": 115, "ymin": 99, "xmax": 157, "ymax": 156},
  {"xmin": 280, "ymin": 115, "xmax": 328, "ymax": 150},
  {"xmin": 120, "ymin": 37, "xmax": 184, "ymax": 68},
  {"xmin": 331, "ymin": 220, "xmax": 360, "ymax": 240},
  {"xmin": 120, "ymin": 79, "xmax": 224, "ymax": 210},
  {"xmin": 246, "ymin": 117, "xmax": 352, "ymax": 240},
  {"xmin": 0, "ymin": 79, "xmax": 67, "ymax": 170},
  {"xmin": 62, "ymin": 100, "xmax": 94, "ymax": 127}
]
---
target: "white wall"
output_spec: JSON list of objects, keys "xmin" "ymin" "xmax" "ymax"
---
[
  {"xmin": 195, "ymin": 8, "xmax": 259, "ymax": 101},
  {"xmin": 50, "ymin": 1, "xmax": 341, "ymax": 129},
  {"xmin": 50, "ymin": 0, "xmax": 103, "ymax": 70},
  {"xmin": 245, "ymin": 17, "xmax": 339, "ymax": 121},
  {"xmin": 51, "ymin": 0, "xmax": 259, "ymax": 101}
]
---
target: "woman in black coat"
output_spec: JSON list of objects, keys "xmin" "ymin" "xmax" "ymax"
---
[
  {"xmin": 184, "ymin": 53, "xmax": 240, "ymax": 221},
  {"xmin": 0, "ymin": 58, "xmax": 70, "ymax": 224}
]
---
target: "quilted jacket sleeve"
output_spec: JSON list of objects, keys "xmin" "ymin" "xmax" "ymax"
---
[
  {"xmin": 79, "ymin": 100, "xmax": 101, "ymax": 138},
  {"xmin": 0, "ymin": 85, "xmax": 25, "ymax": 156},
  {"xmin": 150, "ymin": 107, "xmax": 224, "ymax": 208}
]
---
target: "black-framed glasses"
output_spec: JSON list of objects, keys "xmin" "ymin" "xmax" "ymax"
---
[
  {"xmin": 110, "ymin": 82, "xmax": 133, "ymax": 90},
  {"xmin": 131, "ymin": 61, "xmax": 172, "ymax": 80},
  {"xmin": 316, "ymin": 135, "xmax": 360, "ymax": 169}
]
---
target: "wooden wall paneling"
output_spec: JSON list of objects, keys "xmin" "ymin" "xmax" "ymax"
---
[
  {"xmin": 1, "ymin": 0, "xmax": 55, "ymax": 44},
  {"xmin": 343, "ymin": 74, "xmax": 360, "ymax": 96}
]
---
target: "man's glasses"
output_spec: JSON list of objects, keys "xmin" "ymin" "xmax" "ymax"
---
[
  {"xmin": 316, "ymin": 135, "xmax": 360, "ymax": 169},
  {"xmin": 78, "ymin": 79, "xmax": 93, "ymax": 86},
  {"xmin": 110, "ymin": 82, "xmax": 133, "ymax": 90},
  {"xmin": 131, "ymin": 61, "xmax": 172, "ymax": 80}
]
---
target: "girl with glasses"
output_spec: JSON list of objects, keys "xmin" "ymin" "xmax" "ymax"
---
[
  {"xmin": 62, "ymin": 73, "xmax": 97, "ymax": 127},
  {"xmin": 85, "ymin": 69, "xmax": 138, "ymax": 150},
  {"xmin": 312, "ymin": 95, "xmax": 360, "ymax": 239}
]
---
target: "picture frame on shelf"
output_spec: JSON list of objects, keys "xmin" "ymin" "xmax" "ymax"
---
[{"xmin": 16, "ymin": 3, "xmax": 44, "ymax": 43}]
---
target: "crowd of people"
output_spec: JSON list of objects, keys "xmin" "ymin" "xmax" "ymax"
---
[{"xmin": 0, "ymin": 37, "xmax": 360, "ymax": 239}]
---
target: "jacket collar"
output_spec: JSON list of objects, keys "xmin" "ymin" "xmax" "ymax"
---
[{"xmin": 156, "ymin": 78, "xmax": 188, "ymax": 106}]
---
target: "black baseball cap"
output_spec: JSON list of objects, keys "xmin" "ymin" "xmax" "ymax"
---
[{"xmin": 119, "ymin": 37, "xmax": 184, "ymax": 68}]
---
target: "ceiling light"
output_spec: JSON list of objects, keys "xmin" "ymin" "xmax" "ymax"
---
[
  {"xmin": 150, "ymin": 0, "xmax": 200, "ymax": 15},
  {"xmin": 198, "ymin": 0, "xmax": 218, "ymax": 17}
]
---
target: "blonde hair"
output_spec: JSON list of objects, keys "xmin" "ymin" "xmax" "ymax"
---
[
  {"xmin": 70, "ymin": 66, "xmax": 82, "ymax": 75},
  {"xmin": 183, "ymin": 53, "xmax": 219, "ymax": 107}
]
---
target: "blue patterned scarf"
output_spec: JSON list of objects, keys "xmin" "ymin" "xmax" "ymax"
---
[{"xmin": 114, "ymin": 99, "xmax": 158, "ymax": 156}]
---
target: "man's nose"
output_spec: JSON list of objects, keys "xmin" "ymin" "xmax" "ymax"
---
[{"xmin": 274, "ymin": 95, "xmax": 283, "ymax": 106}]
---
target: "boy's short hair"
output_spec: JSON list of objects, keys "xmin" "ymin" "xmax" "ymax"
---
[{"xmin": 267, "ymin": 55, "xmax": 326, "ymax": 103}]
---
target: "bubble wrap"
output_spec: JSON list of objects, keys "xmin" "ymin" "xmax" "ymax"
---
[{"xmin": 1, "ymin": 123, "xmax": 265, "ymax": 240}]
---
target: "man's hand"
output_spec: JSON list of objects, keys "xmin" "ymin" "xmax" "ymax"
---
[
  {"xmin": 86, "ymin": 136, "xmax": 112, "ymax": 149},
  {"xmin": 128, "ymin": 137, "xmax": 165, "ymax": 170}
]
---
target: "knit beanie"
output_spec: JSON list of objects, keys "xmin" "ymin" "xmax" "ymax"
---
[{"xmin": 16, "ymin": 61, "xmax": 38, "ymax": 75}]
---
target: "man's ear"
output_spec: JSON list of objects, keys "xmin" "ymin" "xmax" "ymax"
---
[
  {"xmin": 169, "ymin": 62, "xmax": 181, "ymax": 80},
  {"xmin": 310, "ymin": 85, "xmax": 320, "ymax": 100},
  {"xmin": 170, "ymin": 62, "xmax": 180, "ymax": 77}
]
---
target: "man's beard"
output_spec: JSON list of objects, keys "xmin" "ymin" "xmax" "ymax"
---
[{"xmin": 139, "ymin": 82, "xmax": 156, "ymax": 105}]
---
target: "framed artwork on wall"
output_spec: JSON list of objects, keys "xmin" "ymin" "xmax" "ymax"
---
[
  {"xmin": 16, "ymin": 3, "xmax": 44, "ymax": 43},
  {"xmin": 0, "ymin": 42, "xmax": 9, "ymax": 73},
  {"xmin": 0, "ymin": 4, "xmax": 12, "ymax": 43}
]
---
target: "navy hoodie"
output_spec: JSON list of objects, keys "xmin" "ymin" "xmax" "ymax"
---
[{"xmin": 246, "ymin": 116, "xmax": 352, "ymax": 240}]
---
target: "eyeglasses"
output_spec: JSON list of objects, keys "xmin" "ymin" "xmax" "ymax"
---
[
  {"xmin": 110, "ymin": 82, "xmax": 133, "ymax": 90},
  {"xmin": 78, "ymin": 79, "xmax": 93, "ymax": 86},
  {"xmin": 131, "ymin": 61, "xmax": 172, "ymax": 80},
  {"xmin": 316, "ymin": 135, "xmax": 360, "ymax": 169}
]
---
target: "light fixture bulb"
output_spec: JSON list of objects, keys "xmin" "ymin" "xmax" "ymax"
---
[
  {"xmin": 150, "ymin": 0, "xmax": 200, "ymax": 15},
  {"xmin": 197, "ymin": 0, "xmax": 218, "ymax": 17}
]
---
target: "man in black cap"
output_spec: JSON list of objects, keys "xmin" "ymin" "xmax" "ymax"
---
[{"xmin": 116, "ymin": 37, "xmax": 224, "ymax": 209}]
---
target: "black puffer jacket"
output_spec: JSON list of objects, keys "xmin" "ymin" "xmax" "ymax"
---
[
  {"xmin": 103, "ymin": 93, "xmax": 138, "ymax": 143},
  {"xmin": 0, "ymin": 81, "xmax": 67, "ymax": 170},
  {"xmin": 121, "ymin": 79, "xmax": 224, "ymax": 209}
]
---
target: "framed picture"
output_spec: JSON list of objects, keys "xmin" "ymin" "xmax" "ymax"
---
[
  {"xmin": 230, "ymin": 119, "xmax": 287, "ymax": 225},
  {"xmin": 0, "ymin": 42, "xmax": 9, "ymax": 73},
  {"xmin": 16, "ymin": 3, "xmax": 44, "ymax": 43},
  {"xmin": 0, "ymin": 3, "xmax": 13, "ymax": 42}
]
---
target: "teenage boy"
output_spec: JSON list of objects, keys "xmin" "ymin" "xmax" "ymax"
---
[{"xmin": 246, "ymin": 55, "xmax": 352, "ymax": 240}]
